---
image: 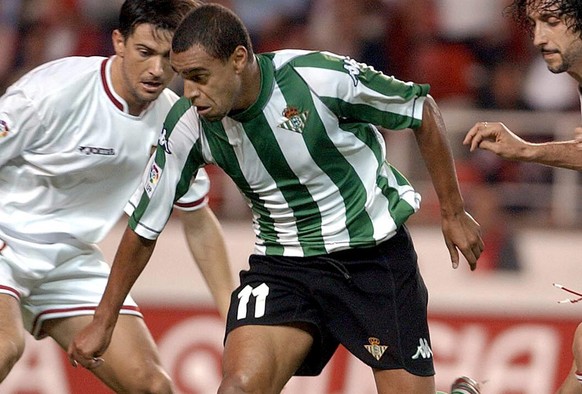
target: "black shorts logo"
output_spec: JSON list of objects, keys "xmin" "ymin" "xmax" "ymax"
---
[{"xmin": 364, "ymin": 337, "xmax": 387, "ymax": 361}]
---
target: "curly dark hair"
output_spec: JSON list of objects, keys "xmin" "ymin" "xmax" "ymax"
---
[{"xmin": 505, "ymin": 0, "xmax": 582, "ymax": 37}]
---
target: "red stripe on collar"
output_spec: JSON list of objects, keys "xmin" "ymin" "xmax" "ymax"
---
[{"xmin": 101, "ymin": 58, "xmax": 123, "ymax": 111}]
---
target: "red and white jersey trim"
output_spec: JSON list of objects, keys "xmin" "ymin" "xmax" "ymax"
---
[
  {"xmin": 31, "ymin": 305, "xmax": 142, "ymax": 339},
  {"xmin": 0, "ymin": 285, "xmax": 20, "ymax": 300}
]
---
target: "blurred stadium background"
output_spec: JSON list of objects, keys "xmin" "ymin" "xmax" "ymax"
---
[{"xmin": 2, "ymin": 0, "xmax": 582, "ymax": 393}]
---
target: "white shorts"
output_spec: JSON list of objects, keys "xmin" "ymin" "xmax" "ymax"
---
[{"xmin": 0, "ymin": 227, "xmax": 141, "ymax": 339}]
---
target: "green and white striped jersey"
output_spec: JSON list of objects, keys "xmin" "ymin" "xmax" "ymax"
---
[{"xmin": 129, "ymin": 50, "xmax": 429, "ymax": 257}]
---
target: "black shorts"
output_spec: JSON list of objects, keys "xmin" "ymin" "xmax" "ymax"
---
[{"xmin": 225, "ymin": 225, "xmax": 434, "ymax": 377}]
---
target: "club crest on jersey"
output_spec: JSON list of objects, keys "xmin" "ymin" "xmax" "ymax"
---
[
  {"xmin": 158, "ymin": 127, "xmax": 172, "ymax": 154},
  {"xmin": 343, "ymin": 57, "xmax": 361, "ymax": 87},
  {"xmin": 145, "ymin": 162, "xmax": 162, "ymax": 198},
  {"xmin": 364, "ymin": 337, "xmax": 387, "ymax": 361},
  {"xmin": 278, "ymin": 106, "xmax": 309, "ymax": 133},
  {"xmin": 0, "ymin": 120, "xmax": 9, "ymax": 138}
]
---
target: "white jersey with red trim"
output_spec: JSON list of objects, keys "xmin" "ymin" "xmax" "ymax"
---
[{"xmin": 0, "ymin": 56, "xmax": 208, "ymax": 245}]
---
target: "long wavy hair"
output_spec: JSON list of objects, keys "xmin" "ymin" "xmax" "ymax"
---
[{"xmin": 505, "ymin": 0, "xmax": 582, "ymax": 37}]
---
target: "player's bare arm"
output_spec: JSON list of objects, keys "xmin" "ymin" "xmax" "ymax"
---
[
  {"xmin": 414, "ymin": 95, "xmax": 483, "ymax": 270},
  {"xmin": 67, "ymin": 227, "xmax": 156, "ymax": 368},
  {"xmin": 464, "ymin": 121, "xmax": 582, "ymax": 171},
  {"xmin": 575, "ymin": 126, "xmax": 582, "ymax": 148}
]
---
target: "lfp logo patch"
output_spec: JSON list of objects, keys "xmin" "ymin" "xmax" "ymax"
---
[
  {"xmin": 145, "ymin": 162, "xmax": 161, "ymax": 198},
  {"xmin": 0, "ymin": 120, "xmax": 9, "ymax": 137}
]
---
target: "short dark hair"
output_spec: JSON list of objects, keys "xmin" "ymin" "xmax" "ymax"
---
[
  {"xmin": 505, "ymin": 0, "xmax": 582, "ymax": 37},
  {"xmin": 118, "ymin": 0, "xmax": 202, "ymax": 39},
  {"xmin": 172, "ymin": 3, "xmax": 254, "ymax": 62}
]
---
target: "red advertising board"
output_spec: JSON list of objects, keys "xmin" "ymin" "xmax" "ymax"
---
[{"xmin": 2, "ymin": 306, "xmax": 577, "ymax": 394}]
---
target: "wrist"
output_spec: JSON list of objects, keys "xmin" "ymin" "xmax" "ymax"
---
[
  {"xmin": 520, "ymin": 142, "xmax": 538, "ymax": 162},
  {"xmin": 440, "ymin": 206, "xmax": 465, "ymax": 219},
  {"xmin": 92, "ymin": 307, "xmax": 118, "ymax": 330}
]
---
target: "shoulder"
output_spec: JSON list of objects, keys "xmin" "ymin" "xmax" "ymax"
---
[
  {"xmin": 265, "ymin": 50, "xmax": 346, "ymax": 72},
  {"xmin": 166, "ymin": 96, "xmax": 194, "ymax": 119},
  {"xmin": 164, "ymin": 96, "xmax": 198, "ymax": 131},
  {"xmin": 159, "ymin": 88, "xmax": 180, "ymax": 103},
  {"xmin": 151, "ymin": 88, "xmax": 180, "ymax": 113},
  {"xmin": 12, "ymin": 56, "xmax": 105, "ymax": 101},
  {"xmin": 17, "ymin": 56, "xmax": 104, "ymax": 88}
]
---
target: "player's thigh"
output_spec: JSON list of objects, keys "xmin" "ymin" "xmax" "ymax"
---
[
  {"xmin": 0, "ymin": 294, "xmax": 26, "ymax": 360},
  {"xmin": 45, "ymin": 314, "xmax": 166, "ymax": 382},
  {"xmin": 222, "ymin": 323, "xmax": 314, "ymax": 391},
  {"xmin": 373, "ymin": 368, "xmax": 435, "ymax": 394}
]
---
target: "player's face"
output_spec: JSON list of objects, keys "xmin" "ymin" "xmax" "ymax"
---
[
  {"xmin": 172, "ymin": 44, "xmax": 243, "ymax": 122},
  {"xmin": 113, "ymin": 24, "xmax": 175, "ymax": 113},
  {"xmin": 527, "ymin": 3, "xmax": 582, "ymax": 74}
]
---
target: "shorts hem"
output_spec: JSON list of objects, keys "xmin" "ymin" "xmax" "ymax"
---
[
  {"xmin": 31, "ymin": 305, "xmax": 142, "ymax": 339},
  {"xmin": 0, "ymin": 285, "xmax": 21, "ymax": 300}
]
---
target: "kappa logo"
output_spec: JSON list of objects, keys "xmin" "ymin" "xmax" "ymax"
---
[
  {"xmin": 411, "ymin": 338, "xmax": 433, "ymax": 360},
  {"xmin": 364, "ymin": 337, "xmax": 387, "ymax": 361},
  {"xmin": 158, "ymin": 127, "xmax": 172, "ymax": 154},
  {"xmin": 278, "ymin": 106, "xmax": 309, "ymax": 133},
  {"xmin": 78, "ymin": 146, "xmax": 115, "ymax": 156},
  {"xmin": 343, "ymin": 57, "xmax": 361, "ymax": 87},
  {"xmin": 0, "ymin": 120, "xmax": 9, "ymax": 138}
]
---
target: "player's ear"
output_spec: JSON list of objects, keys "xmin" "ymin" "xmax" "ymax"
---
[
  {"xmin": 232, "ymin": 45, "xmax": 248, "ymax": 74},
  {"xmin": 112, "ymin": 29, "xmax": 125, "ymax": 57}
]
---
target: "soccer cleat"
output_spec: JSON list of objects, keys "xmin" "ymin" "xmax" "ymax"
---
[{"xmin": 450, "ymin": 376, "xmax": 481, "ymax": 394}]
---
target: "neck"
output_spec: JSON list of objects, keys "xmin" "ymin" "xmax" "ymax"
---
[
  {"xmin": 236, "ymin": 57, "xmax": 262, "ymax": 111},
  {"xmin": 568, "ymin": 70, "xmax": 582, "ymax": 86},
  {"xmin": 110, "ymin": 56, "xmax": 147, "ymax": 116}
]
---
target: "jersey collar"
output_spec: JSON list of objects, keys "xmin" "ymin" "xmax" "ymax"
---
[{"xmin": 100, "ymin": 56, "xmax": 150, "ymax": 116}]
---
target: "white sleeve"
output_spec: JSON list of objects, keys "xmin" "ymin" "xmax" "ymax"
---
[
  {"xmin": 173, "ymin": 167, "xmax": 210, "ymax": 211},
  {"xmin": 125, "ymin": 107, "xmax": 204, "ymax": 240},
  {"xmin": 125, "ymin": 159, "xmax": 209, "ymax": 219},
  {"xmin": 0, "ymin": 87, "xmax": 46, "ymax": 166}
]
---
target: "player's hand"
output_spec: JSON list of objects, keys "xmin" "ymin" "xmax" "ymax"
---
[
  {"xmin": 463, "ymin": 121, "xmax": 528, "ymax": 160},
  {"xmin": 441, "ymin": 210, "xmax": 483, "ymax": 271},
  {"xmin": 574, "ymin": 126, "xmax": 582, "ymax": 149},
  {"xmin": 67, "ymin": 320, "xmax": 113, "ymax": 370}
]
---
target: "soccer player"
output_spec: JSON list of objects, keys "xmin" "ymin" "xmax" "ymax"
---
[
  {"xmin": 0, "ymin": 0, "xmax": 233, "ymax": 392},
  {"xmin": 464, "ymin": 1, "xmax": 582, "ymax": 172},
  {"xmin": 69, "ymin": 3, "xmax": 483, "ymax": 393},
  {"xmin": 463, "ymin": 0, "xmax": 582, "ymax": 392}
]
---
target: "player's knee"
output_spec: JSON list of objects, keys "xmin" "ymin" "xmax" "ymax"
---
[
  {"xmin": 0, "ymin": 335, "xmax": 26, "ymax": 381},
  {"xmin": 218, "ymin": 370, "xmax": 266, "ymax": 394},
  {"xmin": 119, "ymin": 365, "xmax": 173, "ymax": 394}
]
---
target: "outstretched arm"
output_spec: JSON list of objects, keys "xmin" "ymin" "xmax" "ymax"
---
[
  {"xmin": 179, "ymin": 205, "xmax": 234, "ymax": 320},
  {"xmin": 464, "ymin": 122, "xmax": 582, "ymax": 171},
  {"xmin": 414, "ymin": 95, "xmax": 483, "ymax": 270},
  {"xmin": 67, "ymin": 227, "xmax": 156, "ymax": 369}
]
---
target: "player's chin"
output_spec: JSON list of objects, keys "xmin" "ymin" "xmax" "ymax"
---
[
  {"xmin": 199, "ymin": 108, "xmax": 226, "ymax": 122},
  {"xmin": 200, "ymin": 113, "xmax": 223, "ymax": 122},
  {"xmin": 141, "ymin": 83, "xmax": 166, "ymax": 97},
  {"xmin": 139, "ymin": 89, "xmax": 164, "ymax": 103}
]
